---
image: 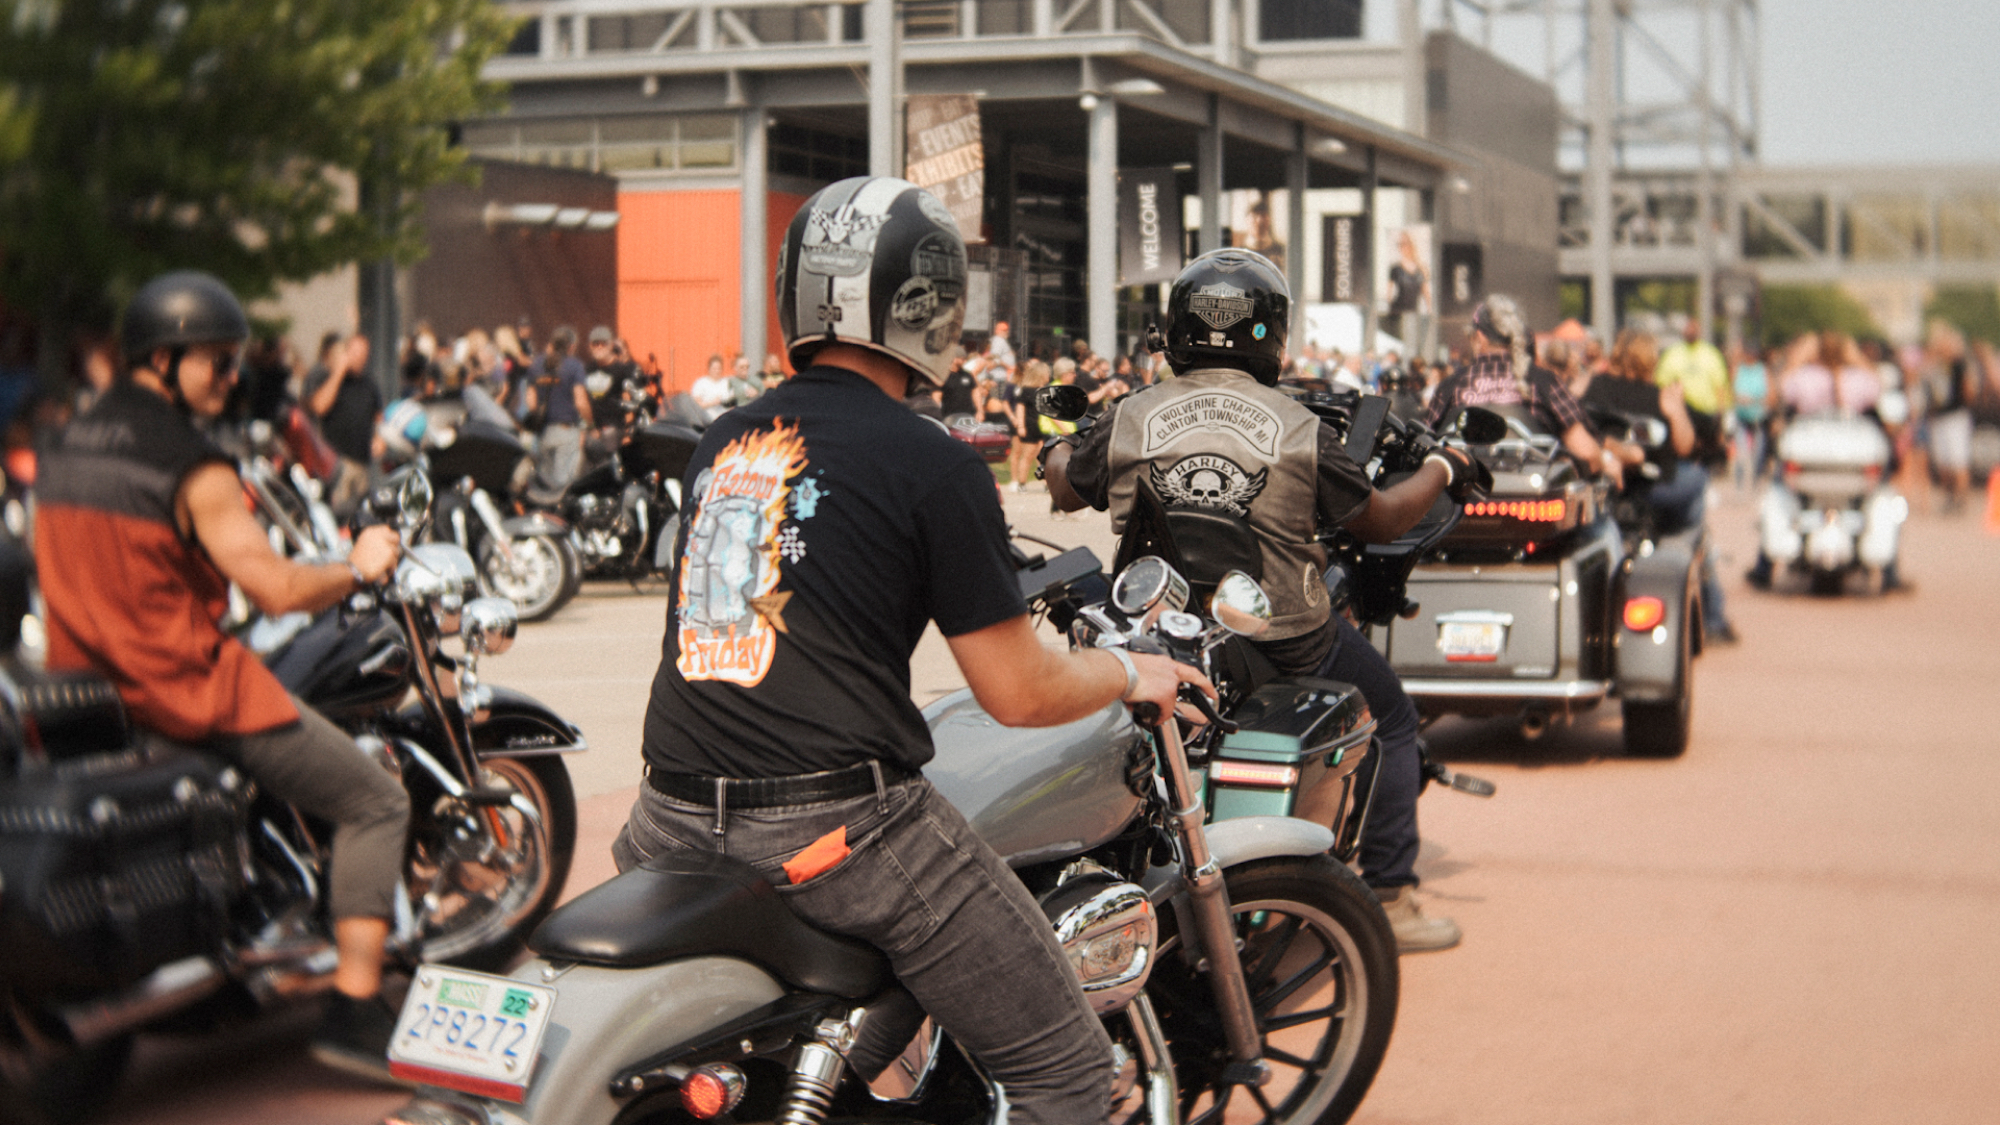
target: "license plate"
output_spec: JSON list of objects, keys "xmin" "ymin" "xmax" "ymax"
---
[
  {"xmin": 1437, "ymin": 621, "xmax": 1505, "ymax": 662},
  {"xmin": 387, "ymin": 967, "xmax": 556, "ymax": 1103}
]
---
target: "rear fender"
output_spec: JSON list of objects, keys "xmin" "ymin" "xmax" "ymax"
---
[{"xmin": 1615, "ymin": 540, "xmax": 1697, "ymax": 703}]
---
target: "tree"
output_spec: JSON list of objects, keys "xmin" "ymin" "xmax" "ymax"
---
[
  {"xmin": 1923, "ymin": 284, "xmax": 2000, "ymax": 346},
  {"xmin": 1755, "ymin": 284, "xmax": 1881, "ymax": 351},
  {"xmin": 0, "ymin": 0, "xmax": 515, "ymax": 380}
]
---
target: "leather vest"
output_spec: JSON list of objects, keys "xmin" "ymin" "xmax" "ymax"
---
[{"xmin": 1103, "ymin": 369, "xmax": 1329, "ymax": 640}]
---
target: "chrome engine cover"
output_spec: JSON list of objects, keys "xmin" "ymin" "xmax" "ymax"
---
[{"xmin": 1041, "ymin": 864, "xmax": 1157, "ymax": 1014}]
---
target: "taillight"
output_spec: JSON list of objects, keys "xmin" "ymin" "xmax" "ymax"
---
[
  {"xmin": 1210, "ymin": 761, "xmax": 1301, "ymax": 788},
  {"xmin": 680, "ymin": 1064, "xmax": 747, "ymax": 1119},
  {"xmin": 1465, "ymin": 499, "xmax": 1567, "ymax": 522},
  {"xmin": 1622, "ymin": 596, "xmax": 1666, "ymax": 632}
]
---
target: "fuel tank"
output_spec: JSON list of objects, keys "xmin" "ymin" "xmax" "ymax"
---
[
  {"xmin": 261, "ymin": 608, "xmax": 410, "ymax": 719},
  {"xmin": 922, "ymin": 690, "xmax": 1145, "ymax": 868}
]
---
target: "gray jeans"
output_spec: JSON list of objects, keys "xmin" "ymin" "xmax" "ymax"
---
[
  {"xmin": 209, "ymin": 697, "xmax": 410, "ymax": 920},
  {"xmin": 613, "ymin": 773, "xmax": 1113, "ymax": 1125}
]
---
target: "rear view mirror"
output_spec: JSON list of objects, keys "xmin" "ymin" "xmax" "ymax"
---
[
  {"xmin": 1210, "ymin": 571, "xmax": 1273, "ymax": 637},
  {"xmin": 1458, "ymin": 407, "xmax": 1508, "ymax": 445},
  {"xmin": 1036, "ymin": 385, "xmax": 1090, "ymax": 422}
]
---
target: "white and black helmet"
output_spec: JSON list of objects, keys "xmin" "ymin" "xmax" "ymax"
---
[{"xmin": 776, "ymin": 176, "xmax": 968, "ymax": 387}]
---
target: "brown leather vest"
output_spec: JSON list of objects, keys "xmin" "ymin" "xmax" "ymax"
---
[{"xmin": 1103, "ymin": 369, "xmax": 1329, "ymax": 640}]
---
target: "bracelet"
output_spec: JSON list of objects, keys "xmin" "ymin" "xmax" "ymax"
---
[
  {"xmin": 1423, "ymin": 451, "xmax": 1457, "ymax": 483},
  {"xmin": 1106, "ymin": 647, "xmax": 1139, "ymax": 702}
]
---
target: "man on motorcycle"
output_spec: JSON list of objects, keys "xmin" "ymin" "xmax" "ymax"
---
[
  {"xmin": 1043, "ymin": 248, "xmax": 1484, "ymax": 952},
  {"xmin": 1425, "ymin": 295, "xmax": 1624, "ymax": 478},
  {"xmin": 33, "ymin": 271, "xmax": 411, "ymax": 1080},
  {"xmin": 611, "ymin": 176, "xmax": 1213, "ymax": 1125}
]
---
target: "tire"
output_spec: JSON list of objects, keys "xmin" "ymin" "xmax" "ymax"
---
[
  {"xmin": 0, "ymin": 1032, "xmax": 133, "ymax": 1125},
  {"xmin": 409, "ymin": 755, "xmax": 577, "ymax": 971},
  {"xmin": 1623, "ymin": 599, "xmax": 1692, "ymax": 758},
  {"xmin": 479, "ymin": 533, "xmax": 577, "ymax": 622},
  {"xmin": 1119, "ymin": 856, "xmax": 1398, "ymax": 1125}
]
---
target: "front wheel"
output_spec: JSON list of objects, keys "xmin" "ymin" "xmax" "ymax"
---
[
  {"xmin": 1121, "ymin": 856, "xmax": 1399, "ymax": 1125},
  {"xmin": 407, "ymin": 755, "xmax": 577, "ymax": 970},
  {"xmin": 480, "ymin": 533, "xmax": 578, "ymax": 622}
]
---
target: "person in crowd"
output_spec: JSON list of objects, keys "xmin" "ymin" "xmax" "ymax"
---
[
  {"xmin": 940, "ymin": 350, "xmax": 979, "ymax": 418},
  {"xmin": 1386, "ymin": 230, "xmax": 1429, "ymax": 348},
  {"xmin": 582, "ymin": 326, "xmax": 639, "ymax": 462},
  {"xmin": 304, "ymin": 331, "xmax": 381, "ymax": 516},
  {"xmin": 1424, "ymin": 296, "xmax": 1622, "ymax": 482},
  {"xmin": 1656, "ymin": 317, "xmax": 1733, "ymax": 479},
  {"xmin": 1919, "ymin": 322, "xmax": 1976, "ymax": 514},
  {"xmin": 1006, "ymin": 358, "xmax": 1051, "ymax": 494},
  {"xmin": 1780, "ymin": 331, "xmax": 1880, "ymax": 417},
  {"xmin": 1045, "ymin": 248, "xmax": 1483, "ymax": 952},
  {"xmin": 36, "ymin": 271, "xmax": 410, "ymax": 1079},
  {"xmin": 726, "ymin": 354, "xmax": 764, "ymax": 408},
  {"xmin": 760, "ymin": 352, "xmax": 789, "ymax": 391},
  {"xmin": 234, "ymin": 333, "xmax": 294, "ymax": 425},
  {"xmin": 614, "ymin": 177, "xmax": 1212, "ymax": 1125},
  {"xmin": 492, "ymin": 324, "xmax": 533, "ymax": 416},
  {"xmin": 690, "ymin": 353, "xmax": 732, "ymax": 420},
  {"xmin": 534, "ymin": 326, "xmax": 589, "ymax": 490},
  {"xmin": 985, "ymin": 319, "xmax": 1016, "ymax": 379},
  {"xmin": 1730, "ymin": 342, "xmax": 1771, "ymax": 487}
]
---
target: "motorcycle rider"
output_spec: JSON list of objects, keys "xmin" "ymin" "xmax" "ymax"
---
[
  {"xmin": 610, "ymin": 176, "xmax": 1214, "ymax": 1124},
  {"xmin": 1044, "ymin": 247, "xmax": 1485, "ymax": 952},
  {"xmin": 1425, "ymin": 295, "xmax": 1624, "ymax": 479},
  {"xmin": 33, "ymin": 271, "xmax": 411, "ymax": 1080}
]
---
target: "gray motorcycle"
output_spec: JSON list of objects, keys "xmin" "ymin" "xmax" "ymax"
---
[{"xmin": 379, "ymin": 556, "xmax": 1397, "ymax": 1125}]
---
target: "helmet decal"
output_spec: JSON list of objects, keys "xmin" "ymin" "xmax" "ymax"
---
[
  {"xmin": 890, "ymin": 276, "xmax": 939, "ymax": 330},
  {"xmin": 1251, "ymin": 323, "xmax": 1268, "ymax": 340},
  {"xmin": 1191, "ymin": 282, "xmax": 1253, "ymax": 331}
]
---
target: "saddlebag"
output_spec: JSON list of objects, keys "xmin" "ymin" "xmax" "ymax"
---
[{"xmin": 0, "ymin": 727, "xmax": 250, "ymax": 997}]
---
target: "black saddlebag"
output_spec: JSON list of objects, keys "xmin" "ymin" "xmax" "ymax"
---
[{"xmin": 0, "ymin": 739, "xmax": 251, "ymax": 997}]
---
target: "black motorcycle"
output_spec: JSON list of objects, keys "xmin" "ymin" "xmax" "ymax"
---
[
  {"xmin": 534, "ymin": 392, "xmax": 702, "ymax": 586},
  {"xmin": 424, "ymin": 414, "xmax": 584, "ymax": 622},
  {"xmin": 0, "ymin": 465, "xmax": 582, "ymax": 1124}
]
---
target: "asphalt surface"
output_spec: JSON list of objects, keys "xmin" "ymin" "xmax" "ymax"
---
[{"xmin": 84, "ymin": 483, "xmax": 2000, "ymax": 1125}]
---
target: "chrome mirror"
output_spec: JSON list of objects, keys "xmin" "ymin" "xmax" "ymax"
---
[
  {"xmin": 461, "ymin": 596, "xmax": 518, "ymax": 657},
  {"xmin": 1210, "ymin": 570, "xmax": 1273, "ymax": 637},
  {"xmin": 1111, "ymin": 556, "xmax": 1189, "ymax": 619}
]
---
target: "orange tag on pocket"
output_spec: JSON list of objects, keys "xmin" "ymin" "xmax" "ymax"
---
[{"xmin": 782, "ymin": 825, "xmax": 851, "ymax": 885}]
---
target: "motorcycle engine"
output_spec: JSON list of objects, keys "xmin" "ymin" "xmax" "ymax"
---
[{"xmin": 1040, "ymin": 861, "xmax": 1157, "ymax": 1014}]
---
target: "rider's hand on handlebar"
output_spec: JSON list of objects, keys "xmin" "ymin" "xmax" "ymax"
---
[
  {"xmin": 1126, "ymin": 651, "xmax": 1218, "ymax": 727},
  {"xmin": 349, "ymin": 525, "xmax": 402, "ymax": 584},
  {"xmin": 1424, "ymin": 446, "xmax": 1489, "ymax": 503}
]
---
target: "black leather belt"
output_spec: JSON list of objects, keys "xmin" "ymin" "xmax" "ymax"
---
[{"xmin": 647, "ymin": 760, "xmax": 914, "ymax": 809}]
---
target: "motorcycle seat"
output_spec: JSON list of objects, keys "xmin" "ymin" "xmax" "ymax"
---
[
  {"xmin": 528, "ymin": 847, "xmax": 891, "ymax": 999},
  {"xmin": 0, "ymin": 664, "xmax": 133, "ymax": 763},
  {"xmin": 522, "ymin": 482, "xmax": 568, "ymax": 508}
]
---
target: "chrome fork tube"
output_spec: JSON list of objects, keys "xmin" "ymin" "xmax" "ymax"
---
[{"xmin": 1152, "ymin": 717, "xmax": 1265, "ymax": 1066}]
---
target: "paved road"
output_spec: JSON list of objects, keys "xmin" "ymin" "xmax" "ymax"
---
[{"xmin": 89, "ymin": 485, "xmax": 2000, "ymax": 1125}]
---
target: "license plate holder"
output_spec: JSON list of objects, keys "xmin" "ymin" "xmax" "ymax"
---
[
  {"xmin": 1436, "ymin": 618, "xmax": 1507, "ymax": 663},
  {"xmin": 386, "ymin": 967, "xmax": 556, "ymax": 1103}
]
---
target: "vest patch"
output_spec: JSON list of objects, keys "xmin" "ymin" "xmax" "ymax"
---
[
  {"xmin": 1141, "ymin": 390, "xmax": 1281, "ymax": 458},
  {"xmin": 1151, "ymin": 455, "xmax": 1267, "ymax": 517}
]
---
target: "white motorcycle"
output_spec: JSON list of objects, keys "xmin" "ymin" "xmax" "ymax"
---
[{"xmin": 1758, "ymin": 413, "xmax": 1907, "ymax": 595}]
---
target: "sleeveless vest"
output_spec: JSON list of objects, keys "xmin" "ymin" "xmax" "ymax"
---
[
  {"xmin": 1103, "ymin": 369, "xmax": 1329, "ymax": 640},
  {"xmin": 35, "ymin": 384, "xmax": 300, "ymax": 742}
]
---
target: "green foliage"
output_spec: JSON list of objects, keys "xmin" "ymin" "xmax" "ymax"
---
[
  {"xmin": 1923, "ymin": 284, "xmax": 2000, "ymax": 346},
  {"xmin": 1756, "ymin": 285, "xmax": 1881, "ymax": 350},
  {"xmin": 0, "ymin": 0, "xmax": 516, "ymax": 342}
]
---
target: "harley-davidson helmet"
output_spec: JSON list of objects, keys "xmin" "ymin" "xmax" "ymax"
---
[
  {"xmin": 1161, "ymin": 248, "xmax": 1290, "ymax": 385},
  {"xmin": 775, "ymin": 176, "xmax": 969, "ymax": 387}
]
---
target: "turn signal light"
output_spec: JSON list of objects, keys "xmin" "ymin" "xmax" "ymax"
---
[
  {"xmin": 1210, "ymin": 761, "xmax": 1301, "ymax": 788},
  {"xmin": 1465, "ymin": 499, "xmax": 1567, "ymax": 522},
  {"xmin": 1622, "ymin": 596, "xmax": 1666, "ymax": 632},
  {"xmin": 681, "ymin": 1064, "xmax": 747, "ymax": 1119}
]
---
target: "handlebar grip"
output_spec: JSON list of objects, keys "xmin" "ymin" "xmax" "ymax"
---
[{"xmin": 1129, "ymin": 701, "xmax": 1162, "ymax": 728}]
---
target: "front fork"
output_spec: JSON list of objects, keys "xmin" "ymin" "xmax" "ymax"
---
[{"xmin": 1147, "ymin": 710, "xmax": 1269, "ymax": 1079}]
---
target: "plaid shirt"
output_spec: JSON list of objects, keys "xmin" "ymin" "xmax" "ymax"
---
[{"xmin": 1425, "ymin": 353, "xmax": 1590, "ymax": 436}]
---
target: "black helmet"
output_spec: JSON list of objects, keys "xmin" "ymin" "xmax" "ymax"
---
[
  {"xmin": 775, "ymin": 176, "xmax": 967, "ymax": 387},
  {"xmin": 1162, "ymin": 248, "xmax": 1289, "ymax": 384},
  {"xmin": 120, "ymin": 270, "xmax": 250, "ymax": 365}
]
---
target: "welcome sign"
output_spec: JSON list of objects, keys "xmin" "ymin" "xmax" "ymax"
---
[{"xmin": 1119, "ymin": 167, "xmax": 1183, "ymax": 285}]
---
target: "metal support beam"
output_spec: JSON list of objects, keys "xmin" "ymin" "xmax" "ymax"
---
[
  {"xmin": 740, "ymin": 102, "xmax": 769, "ymax": 368},
  {"xmin": 1199, "ymin": 93, "xmax": 1223, "ymax": 255},
  {"xmin": 1286, "ymin": 121, "xmax": 1308, "ymax": 356},
  {"xmin": 1088, "ymin": 94, "xmax": 1119, "ymax": 360},
  {"xmin": 1362, "ymin": 145, "xmax": 1379, "ymax": 354},
  {"xmin": 1586, "ymin": 0, "xmax": 1616, "ymax": 334},
  {"xmin": 867, "ymin": 0, "xmax": 898, "ymax": 177}
]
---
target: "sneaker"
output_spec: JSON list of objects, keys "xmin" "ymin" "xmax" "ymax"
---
[
  {"xmin": 1744, "ymin": 564, "xmax": 1772, "ymax": 591},
  {"xmin": 1373, "ymin": 885, "xmax": 1461, "ymax": 953},
  {"xmin": 310, "ymin": 993, "xmax": 410, "ymax": 1087},
  {"xmin": 1706, "ymin": 623, "xmax": 1740, "ymax": 646}
]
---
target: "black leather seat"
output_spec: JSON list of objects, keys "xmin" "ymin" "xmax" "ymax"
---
[{"xmin": 528, "ymin": 848, "xmax": 891, "ymax": 1000}]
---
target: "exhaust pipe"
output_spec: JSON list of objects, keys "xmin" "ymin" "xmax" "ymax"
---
[
  {"xmin": 58, "ymin": 956, "xmax": 226, "ymax": 1045},
  {"xmin": 1518, "ymin": 708, "xmax": 1550, "ymax": 741}
]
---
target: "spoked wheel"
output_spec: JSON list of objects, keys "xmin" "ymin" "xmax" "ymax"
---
[
  {"xmin": 480, "ymin": 533, "xmax": 577, "ymax": 622},
  {"xmin": 1117, "ymin": 856, "xmax": 1398, "ymax": 1125},
  {"xmin": 408, "ymin": 756, "xmax": 576, "ymax": 970}
]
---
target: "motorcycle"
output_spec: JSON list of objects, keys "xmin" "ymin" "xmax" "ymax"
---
[
  {"xmin": 1757, "ymin": 412, "xmax": 1907, "ymax": 595},
  {"xmin": 423, "ymin": 410, "xmax": 585, "ymax": 622},
  {"xmin": 0, "ymin": 465, "xmax": 581, "ymax": 1124},
  {"xmin": 380, "ymin": 554, "xmax": 1399, "ymax": 1125},
  {"xmin": 538, "ymin": 391, "xmax": 702, "ymax": 587}
]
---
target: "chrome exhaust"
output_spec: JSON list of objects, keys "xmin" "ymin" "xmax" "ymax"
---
[{"xmin": 58, "ymin": 956, "xmax": 226, "ymax": 1045}]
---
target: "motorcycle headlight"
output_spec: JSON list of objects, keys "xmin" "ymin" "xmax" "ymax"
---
[
  {"xmin": 397, "ymin": 544, "xmax": 481, "ymax": 631},
  {"xmin": 461, "ymin": 596, "xmax": 518, "ymax": 657}
]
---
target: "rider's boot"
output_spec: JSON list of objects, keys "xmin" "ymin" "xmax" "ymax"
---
[{"xmin": 1374, "ymin": 885, "xmax": 1462, "ymax": 953}]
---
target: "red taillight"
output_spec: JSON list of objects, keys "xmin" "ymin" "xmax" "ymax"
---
[
  {"xmin": 1210, "ymin": 761, "xmax": 1301, "ymax": 788},
  {"xmin": 1863, "ymin": 464, "xmax": 1881, "ymax": 483},
  {"xmin": 1466, "ymin": 499, "xmax": 1567, "ymax": 522},
  {"xmin": 681, "ymin": 1065, "xmax": 746, "ymax": 1119},
  {"xmin": 1623, "ymin": 596, "xmax": 1666, "ymax": 632}
]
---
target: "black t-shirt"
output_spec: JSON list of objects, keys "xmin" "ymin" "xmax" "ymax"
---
[
  {"xmin": 584, "ymin": 359, "xmax": 638, "ymax": 428},
  {"xmin": 939, "ymin": 368, "xmax": 977, "ymax": 417},
  {"xmin": 304, "ymin": 366, "xmax": 382, "ymax": 464},
  {"xmin": 642, "ymin": 365, "xmax": 1028, "ymax": 778}
]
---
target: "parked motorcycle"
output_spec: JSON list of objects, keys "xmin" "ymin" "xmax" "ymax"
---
[
  {"xmin": 424, "ymin": 413, "xmax": 584, "ymax": 622},
  {"xmin": 539, "ymin": 392, "xmax": 701, "ymax": 586},
  {"xmin": 1758, "ymin": 413, "xmax": 1907, "ymax": 595},
  {"xmin": 0, "ymin": 465, "xmax": 581, "ymax": 1124},
  {"xmin": 380, "ymin": 555, "xmax": 1398, "ymax": 1125}
]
